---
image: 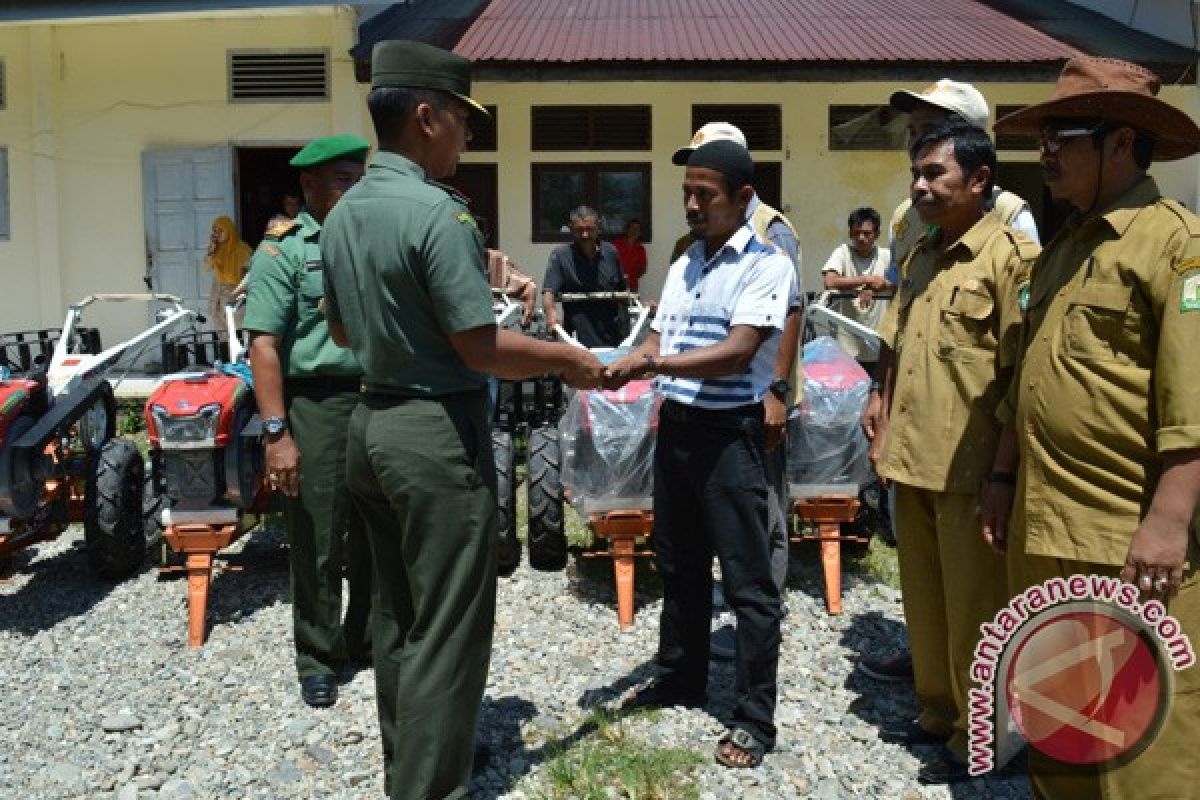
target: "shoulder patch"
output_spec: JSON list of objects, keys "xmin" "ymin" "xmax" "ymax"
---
[
  {"xmin": 262, "ymin": 243, "xmax": 280, "ymax": 257},
  {"xmin": 456, "ymin": 211, "xmax": 478, "ymax": 228},
  {"xmin": 264, "ymin": 218, "xmax": 300, "ymax": 240},
  {"xmin": 1181, "ymin": 273, "xmax": 1200, "ymax": 312}
]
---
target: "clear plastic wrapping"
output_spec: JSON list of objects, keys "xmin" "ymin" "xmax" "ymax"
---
[
  {"xmin": 787, "ymin": 336, "xmax": 873, "ymax": 493},
  {"xmin": 559, "ymin": 379, "xmax": 660, "ymax": 513}
]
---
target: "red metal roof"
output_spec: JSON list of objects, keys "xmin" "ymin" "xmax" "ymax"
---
[{"xmin": 455, "ymin": 0, "xmax": 1080, "ymax": 63}]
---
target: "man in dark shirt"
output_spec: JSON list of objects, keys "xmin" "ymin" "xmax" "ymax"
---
[{"xmin": 542, "ymin": 205, "xmax": 628, "ymax": 347}]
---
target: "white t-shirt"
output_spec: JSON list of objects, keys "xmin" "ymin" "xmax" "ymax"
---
[
  {"xmin": 820, "ymin": 243, "xmax": 890, "ymax": 359},
  {"xmin": 652, "ymin": 225, "xmax": 799, "ymax": 409}
]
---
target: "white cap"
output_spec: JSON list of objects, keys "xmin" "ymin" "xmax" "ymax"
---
[
  {"xmin": 889, "ymin": 79, "xmax": 990, "ymax": 131},
  {"xmin": 672, "ymin": 122, "xmax": 748, "ymax": 165}
]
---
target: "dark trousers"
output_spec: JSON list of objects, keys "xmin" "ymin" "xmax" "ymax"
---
[
  {"xmin": 345, "ymin": 392, "xmax": 496, "ymax": 800},
  {"xmin": 283, "ymin": 384, "xmax": 373, "ymax": 678},
  {"xmin": 653, "ymin": 401, "xmax": 783, "ymax": 749}
]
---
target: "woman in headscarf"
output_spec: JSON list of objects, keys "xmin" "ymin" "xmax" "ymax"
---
[{"xmin": 203, "ymin": 215, "xmax": 252, "ymax": 330}]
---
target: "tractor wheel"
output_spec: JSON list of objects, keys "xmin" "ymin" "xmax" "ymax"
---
[
  {"xmin": 526, "ymin": 425, "xmax": 566, "ymax": 571},
  {"xmin": 141, "ymin": 466, "xmax": 165, "ymax": 551},
  {"xmin": 77, "ymin": 384, "xmax": 117, "ymax": 455},
  {"xmin": 84, "ymin": 438, "xmax": 146, "ymax": 579},
  {"xmin": 492, "ymin": 430, "xmax": 520, "ymax": 577}
]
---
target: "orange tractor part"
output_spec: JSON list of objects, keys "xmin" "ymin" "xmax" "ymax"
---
[
  {"xmin": 791, "ymin": 494, "xmax": 863, "ymax": 615},
  {"xmin": 159, "ymin": 514, "xmax": 245, "ymax": 647},
  {"xmin": 581, "ymin": 509, "xmax": 654, "ymax": 631}
]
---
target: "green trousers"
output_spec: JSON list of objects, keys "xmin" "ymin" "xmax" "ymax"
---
[
  {"xmin": 283, "ymin": 386, "xmax": 373, "ymax": 678},
  {"xmin": 345, "ymin": 392, "xmax": 497, "ymax": 800},
  {"xmin": 1008, "ymin": 501, "xmax": 1200, "ymax": 800},
  {"xmin": 894, "ymin": 483, "xmax": 1008, "ymax": 761}
]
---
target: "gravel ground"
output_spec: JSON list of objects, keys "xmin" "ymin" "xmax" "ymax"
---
[{"xmin": 0, "ymin": 523, "xmax": 1032, "ymax": 799}]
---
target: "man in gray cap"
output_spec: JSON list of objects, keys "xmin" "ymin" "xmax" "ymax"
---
[
  {"xmin": 320, "ymin": 40, "xmax": 604, "ymax": 799},
  {"xmin": 607, "ymin": 139, "xmax": 797, "ymax": 770}
]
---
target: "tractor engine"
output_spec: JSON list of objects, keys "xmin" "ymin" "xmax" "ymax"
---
[{"xmin": 145, "ymin": 372, "xmax": 263, "ymax": 512}]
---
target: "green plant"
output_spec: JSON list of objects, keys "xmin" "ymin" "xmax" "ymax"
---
[{"xmin": 534, "ymin": 711, "xmax": 704, "ymax": 800}]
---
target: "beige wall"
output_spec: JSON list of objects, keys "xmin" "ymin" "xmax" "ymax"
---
[
  {"xmin": 0, "ymin": 7, "xmax": 365, "ymax": 343},
  {"xmin": 461, "ymin": 79, "xmax": 1200, "ymax": 301}
]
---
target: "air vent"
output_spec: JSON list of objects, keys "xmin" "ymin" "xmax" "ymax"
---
[
  {"xmin": 531, "ymin": 106, "xmax": 652, "ymax": 151},
  {"xmin": 229, "ymin": 50, "xmax": 329, "ymax": 102},
  {"xmin": 692, "ymin": 105, "xmax": 782, "ymax": 151}
]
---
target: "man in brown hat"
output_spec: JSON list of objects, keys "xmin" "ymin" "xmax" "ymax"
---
[
  {"xmin": 320, "ymin": 40, "xmax": 604, "ymax": 800},
  {"xmin": 984, "ymin": 56, "xmax": 1200, "ymax": 798}
]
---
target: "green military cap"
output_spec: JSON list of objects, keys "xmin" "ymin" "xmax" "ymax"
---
[
  {"xmin": 289, "ymin": 134, "xmax": 371, "ymax": 169},
  {"xmin": 371, "ymin": 40, "xmax": 490, "ymax": 119}
]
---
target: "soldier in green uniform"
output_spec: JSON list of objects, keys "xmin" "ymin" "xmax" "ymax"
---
[
  {"xmin": 985, "ymin": 57, "xmax": 1200, "ymax": 800},
  {"xmin": 244, "ymin": 135, "xmax": 373, "ymax": 709},
  {"xmin": 320, "ymin": 41, "xmax": 604, "ymax": 799}
]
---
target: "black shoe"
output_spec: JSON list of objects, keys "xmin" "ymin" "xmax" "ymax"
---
[
  {"xmin": 301, "ymin": 673, "xmax": 338, "ymax": 708},
  {"xmin": 622, "ymin": 679, "xmax": 705, "ymax": 711},
  {"xmin": 917, "ymin": 751, "xmax": 971, "ymax": 785},
  {"xmin": 879, "ymin": 719, "xmax": 948, "ymax": 746},
  {"xmin": 858, "ymin": 651, "xmax": 914, "ymax": 683}
]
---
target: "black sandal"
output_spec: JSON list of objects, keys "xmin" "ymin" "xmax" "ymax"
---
[{"xmin": 715, "ymin": 728, "xmax": 765, "ymax": 769}]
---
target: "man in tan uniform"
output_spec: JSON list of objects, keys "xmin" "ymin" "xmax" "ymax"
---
[
  {"xmin": 861, "ymin": 77, "xmax": 1041, "ymax": 686},
  {"xmin": 983, "ymin": 56, "xmax": 1200, "ymax": 799},
  {"xmin": 864, "ymin": 118, "xmax": 1036, "ymax": 784}
]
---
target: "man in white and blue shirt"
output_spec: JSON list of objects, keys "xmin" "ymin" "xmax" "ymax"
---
[{"xmin": 606, "ymin": 139, "xmax": 797, "ymax": 768}]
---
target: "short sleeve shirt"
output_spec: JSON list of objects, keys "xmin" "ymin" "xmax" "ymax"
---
[
  {"xmin": 651, "ymin": 225, "xmax": 797, "ymax": 408},
  {"xmin": 877, "ymin": 214, "xmax": 1036, "ymax": 493},
  {"xmin": 320, "ymin": 151, "xmax": 495, "ymax": 396},
  {"xmin": 242, "ymin": 211, "xmax": 360, "ymax": 378},
  {"xmin": 1010, "ymin": 176, "xmax": 1200, "ymax": 566},
  {"xmin": 543, "ymin": 241, "xmax": 628, "ymax": 347}
]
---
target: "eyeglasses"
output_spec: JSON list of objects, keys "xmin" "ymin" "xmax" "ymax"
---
[{"xmin": 1039, "ymin": 124, "xmax": 1106, "ymax": 154}]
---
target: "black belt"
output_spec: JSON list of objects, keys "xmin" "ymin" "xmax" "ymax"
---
[
  {"xmin": 660, "ymin": 399, "xmax": 762, "ymax": 428},
  {"xmin": 284, "ymin": 375, "xmax": 361, "ymax": 395},
  {"xmin": 360, "ymin": 385, "xmax": 485, "ymax": 409}
]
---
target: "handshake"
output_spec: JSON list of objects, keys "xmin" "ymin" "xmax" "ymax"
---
[{"xmin": 560, "ymin": 349, "xmax": 658, "ymax": 391}]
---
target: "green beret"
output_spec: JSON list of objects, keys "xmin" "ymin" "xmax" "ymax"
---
[
  {"xmin": 289, "ymin": 134, "xmax": 370, "ymax": 169},
  {"xmin": 371, "ymin": 40, "xmax": 489, "ymax": 119}
]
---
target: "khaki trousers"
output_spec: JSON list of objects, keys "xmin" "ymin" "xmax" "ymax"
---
[
  {"xmin": 894, "ymin": 483, "xmax": 1008, "ymax": 760},
  {"xmin": 1007, "ymin": 507, "xmax": 1200, "ymax": 800}
]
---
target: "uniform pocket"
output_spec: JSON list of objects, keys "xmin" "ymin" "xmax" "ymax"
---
[
  {"xmin": 1063, "ymin": 283, "xmax": 1136, "ymax": 364},
  {"xmin": 938, "ymin": 283, "xmax": 995, "ymax": 361},
  {"xmin": 298, "ymin": 266, "xmax": 325, "ymax": 306}
]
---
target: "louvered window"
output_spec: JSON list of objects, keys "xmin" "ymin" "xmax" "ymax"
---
[
  {"xmin": 531, "ymin": 106, "xmax": 651, "ymax": 151},
  {"xmin": 228, "ymin": 50, "xmax": 329, "ymax": 102},
  {"xmin": 828, "ymin": 105, "xmax": 906, "ymax": 151},
  {"xmin": 691, "ymin": 105, "xmax": 782, "ymax": 151},
  {"xmin": 996, "ymin": 105, "xmax": 1038, "ymax": 151}
]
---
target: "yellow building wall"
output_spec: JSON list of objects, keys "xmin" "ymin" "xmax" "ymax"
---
[
  {"xmin": 0, "ymin": 7, "xmax": 365, "ymax": 344},
  {"xmin": 461, "ymin": 79, "xmax": 1200, "ymax": 300}
]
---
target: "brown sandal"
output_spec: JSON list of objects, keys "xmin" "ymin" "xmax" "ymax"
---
[{"xmin": 715, "ymin": 728, "xmax": 765, "ymax": 769}]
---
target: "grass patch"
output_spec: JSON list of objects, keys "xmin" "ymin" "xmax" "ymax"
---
[
  {"xmin": 535, "ymin": 711, "xmax": 704, "ymax": 800},
  {"xmin": 854, "ymin": 535, "xmax": 900, "ymax": 590}
]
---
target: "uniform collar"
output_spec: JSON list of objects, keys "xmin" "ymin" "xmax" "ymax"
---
[
  {"xmin": 295, "ymin": 209, "xmax": 321, "ymax": 239},
  {"xmin": 1094, "ymin": 175, "xmax": 1160, "ymax": 237},
  {"xmin": 689, "ymin": 223, "xmax": 756, "ymax": 262},
  {"xmin": 370, "ymin": 150, "xmax": 427, "ymax": 181},
  {"xmin": 936, "ymin": 213, "xmax": 1000, "ymax": 260}
]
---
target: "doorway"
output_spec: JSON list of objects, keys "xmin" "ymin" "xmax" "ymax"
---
[{"xmin": 236, "ymin": 146, "xmax": 304, "ymax": 248}]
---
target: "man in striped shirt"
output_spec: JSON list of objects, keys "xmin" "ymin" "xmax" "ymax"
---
[{"xmin": 606, "ymin": 139, "xmax": 797, "ymax": 769}]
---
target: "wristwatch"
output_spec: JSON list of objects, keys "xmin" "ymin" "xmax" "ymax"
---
[
  {"xmin": 769, "ymin": 378, "xmax": 790, "ymax": 399},
  {"xmin": 263, "ymin": 416, "xmax": 288, "ymax": 438}
]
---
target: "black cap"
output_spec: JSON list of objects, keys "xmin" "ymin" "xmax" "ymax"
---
[{"xmin": 686, "ymin": 140, "xmax": 755, "ymax": 191}]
